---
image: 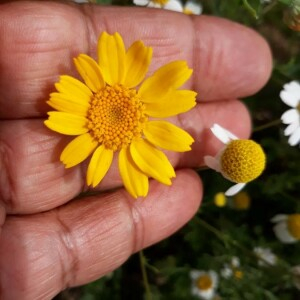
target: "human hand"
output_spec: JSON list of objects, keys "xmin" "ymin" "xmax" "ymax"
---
[{"xmin": 0, "ymin": 1, "xmax": 272, "ymax": 299}]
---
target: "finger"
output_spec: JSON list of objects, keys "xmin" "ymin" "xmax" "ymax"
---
[
  {"xmin": 0, "ymin": 170, "xmax": 202, "ymax": 300},
  {"xmin": 0, "ymin": 99, "xmax": 250, "ymax": 214},
  {"xmin": 0, "ymin": 2, "xmax": 272, "ymax": 118}
]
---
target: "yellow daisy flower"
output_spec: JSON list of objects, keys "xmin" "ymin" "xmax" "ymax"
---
[{"xmin": 45, "ymin": 32, "xmax": 196, "ymax": 198}]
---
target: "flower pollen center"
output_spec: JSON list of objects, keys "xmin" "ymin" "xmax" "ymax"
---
[
  {"xmin": 196, "ymin": 275, "xmax": 213, "ymax": 291},
  {"xmin": 288, "ymin": 214, "xmax": 300, "ymax": 239},
  {"xmin": 87, "ymin": 84, "xmax": 147, "ymax": 151},
  {"xmin": 152, "ymin": 0, "xmax": 169, "ymax": 5},
  {"xmin": 221, "ymin": 140, "xmax": 266, "ymax": 183}
]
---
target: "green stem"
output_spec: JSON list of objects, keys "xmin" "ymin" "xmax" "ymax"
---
[
  {"xmin": 243, "ymin": 0, "xmax": 259, "ymax": 19},
  {"xmin": 252, "ymin": 119, "xmax": 282, "ymax": 132},
  {"xmin": 139, "ymin": 251, "xmax": 152, "ymax": 300},
  {"xmin": 195, "ymin": 217, "xmax": 289, "ymax": 269}
]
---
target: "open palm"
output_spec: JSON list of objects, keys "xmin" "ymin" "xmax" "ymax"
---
[{"xmin": 0, "ymin": 1, "xmax": 272, "ymax": 299}]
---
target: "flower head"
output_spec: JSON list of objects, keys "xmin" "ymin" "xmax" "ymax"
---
[
  {"xmin": 214, "ymin": 192, "xmax": 227, "ymax": 207},
  {"xmin": 204, "ymin": 124, "xmax": 266, "ymax": 196},
  {"xmin": 45, "ymin": 32, "xmax": 196, "ymax": 198},
  {"xmin": 190, "ymin": 270, "xmax": 218, "ymax": 300},
  {"xmin": 253, "ymin": 247, "xmax": 277, "ymax": 267},
  {"xmin": 271, "ymin": 214, "xmax": 300, "ymax": 244},
  {"xmin": 280, "ymin": 81, "xmax": 300, "ymax": 147},
  {"xmin": 232, "ymin": 191, "xmax": 251, "ymax": 210},
  {"xmin": 220, "ymin": 257, "xmax": 243, "ymax": 280}
]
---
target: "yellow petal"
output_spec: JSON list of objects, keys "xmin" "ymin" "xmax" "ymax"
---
[
  {"xmin": 119, "ymin": 147, "xmax": 149, "ymax": 198},
  {"xmin": 44, "ymin": 112, "xmax": 88, "ymax": 135},
  {"xmin": 97, "ymin": 32, "xmax": 126, "ymax": 85},
  {"xmin": 130, "ymin": 139, "xmax": 175, "ymax": 185},
  {"xmin": 60, "ymin": 133, "xmax": 98, "ymax": 168},
  {"xmin": 144, "ymin": 90, "xmax": 197, "ymax": 117},
  {"xmin": 47, "ymin": 92, "xmax": 89, "ymax": 116},
  {"xmin": 86, "ymin": 145, "xmax": 113, "ymax": 187},
  {"xmin": 74, "ymin": 54, "xmax": 105, "ymax": 93},
  {"xmin": 138, "ymin": 61, "xmax": 193, "ymax": 102},
  {"xmin": 55, "ymin": 75, "xmax": 92, "ymax": 100},
  {"xmin": 144, "ymin": 121, "xmax": 194, "ymax": 152},
  {"xmin": 123, "ymin": 41, "xmax": 153, "ymax": 88}
]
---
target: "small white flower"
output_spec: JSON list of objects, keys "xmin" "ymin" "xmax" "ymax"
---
[
  {"xmin": 190, "ymin": 270, "xmax": 218, "ymax": 300},
  {"xmin": 183, "ymin": 1, "xmax": 202, "ymax": 15},
  {"xmin": 271, "ymin": 214, "xmax": 300, "ymax": 244},
  {"xmin": 204, "ymin": 124, "xmax": 266, "ymax": 196},
  {"xmin": 220, "ymin": 257, "xmax": 242, "ymax": 279},
  {"xmin": 280, "ymin": 81, "xmax": 300, "ymax": 147},
  {"xmin": 253, "ymin": 247, "xmax": 277, "ymax": 266},
  {"xmin": 220, "ymin": 265, "xmax": 232, "ymax": 279},
  {"xmin": 133, "ymin": 0, "xmax": 184, "ymax": 12}
]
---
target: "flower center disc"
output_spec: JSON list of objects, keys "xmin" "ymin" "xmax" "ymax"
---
[
  {"xmin": 87, "ymin": 84, "xmax": 147, "ymax": 151},
  {"xmin": 152, "ymin": 0, "xmax": 169, "ymax": 5},
  {"xmin": 196, "ymin": 275, "xmax": 213, "ymax": 291},
  {"xmin": 288, "ymin": 214, "xmax": 300, "ymax": 239},
  {"xmin": 221, "ymin": 140, "xmax": 266, "ymax": 183}
]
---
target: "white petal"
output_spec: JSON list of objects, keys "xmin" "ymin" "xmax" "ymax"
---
[
  {"xmin": 288, "ymin": 127, "xmax": 300, "ymax": 146},
  {"xmin": 197, "ymin": 288, "xmax": 215, "ymax": 300},
  {"xmin": 280, "ymin": 90, "xmax": 300, "ymax": 108},
  {"xmin": 270, "ymin": 214, "xmax": 288, "ymax": 223},
  {"xmin": 184, "ymin": 1, "xmax": 203, "ymax": 14},
  {"xmin": 190, "ymin": 270, "xmax": 202, "ymax": 280},
  {"xmin": 211, "ymin": 124, "xmax": 238, "ymax": 144},
  {"xmin": 204, "ymin": 156, "xmax": 221, "ymax": 172},
  {"xmin": 282, "ymin": 81, "xmax": 300, "ymax": 93},
  {"xmin": 273, "ymin": 222, "xmax": 298, "ymax": 244},
  {"xmin": 133, "ymin": 0, "xmax": 149, "ymax": 5},
  {"xmin": 147, "ymin": 1, "xmax": 161, "ymax": 7},
  {"xmin": 281, "ymin": 109, "xmax": 299, "ymax": 124},
  {"xmin": 208, "ymin": 270, "xmax": 218, "ymax": 288},
  {"xmin": 220, "ymin": 267, "xmax": 232, "ymax": 278},
  {"xmin": 231, "ymin": 256, "xmax": 240, "ymax": 268},
  {"xmin": 284, "ymin": 122, "xmax": 299, "ymax": 136},
  {"xmin": 225, "ymin": 183, "xmax": 246, "ymax": 196},
  {"xmin": 164, "ymin": 0, "xmax": 183, "ymax": 11}
]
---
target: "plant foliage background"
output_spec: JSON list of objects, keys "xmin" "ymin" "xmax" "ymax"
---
[{"xmin": 55, "ymin": 0, "xmax": 300, "ymax": 299}]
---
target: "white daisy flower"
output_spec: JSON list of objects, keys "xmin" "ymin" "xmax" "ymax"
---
[
  {"xmin": 190, "ymin": 270, "xmax": 218, "ymax": 300},
  {"xmin": 271, "ymin": 214, "xmax": 300, "ymax": 244},
  {"xmin": 280, "ymin": 81, "xmax": 300, "ymax": 147},
  {"xmin": 253, "ymin": 247, "xmax": 277, "ymax": 266},
  {"xmin": 204, "ymin": 124, "xmax": 266, "ymax": 196},
  {"xmin": 133, "ymin": 0, "xmax": 184, "ymax": 12}
]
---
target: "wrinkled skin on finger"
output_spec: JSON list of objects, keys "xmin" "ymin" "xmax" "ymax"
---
[{"xmin": 0, "ymin": 1, "xmax": 272, "ymax": 299}]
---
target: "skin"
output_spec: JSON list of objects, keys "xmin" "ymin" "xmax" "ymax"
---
[{"xmin": 0, "ymin": 1, "xmax": 272, "ymax": 299}]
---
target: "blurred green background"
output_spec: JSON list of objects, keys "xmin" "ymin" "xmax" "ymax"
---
[{"xmin": 55, "ymin": 0, "xmax": 300, "ymax": 299}]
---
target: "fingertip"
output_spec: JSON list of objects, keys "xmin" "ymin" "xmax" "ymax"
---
[{"xmin": 194, "ymin": 16, "xmax": 273, "ymax": 100}]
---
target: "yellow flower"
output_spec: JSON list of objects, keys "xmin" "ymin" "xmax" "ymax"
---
[
  {"xmin": 45, "ymin": 32, "xmax": 196, "ymax": 198},
  {"xmin": 232, "ymin": 191, "xmax": 251, "ymax": 210},
  {"xmin": 214, "ymin": 192, "xmax": 227, "ymax": 207},
  {"xmin": 204, "ymin": 124, "xmax": 266, "ymax": 196}
]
